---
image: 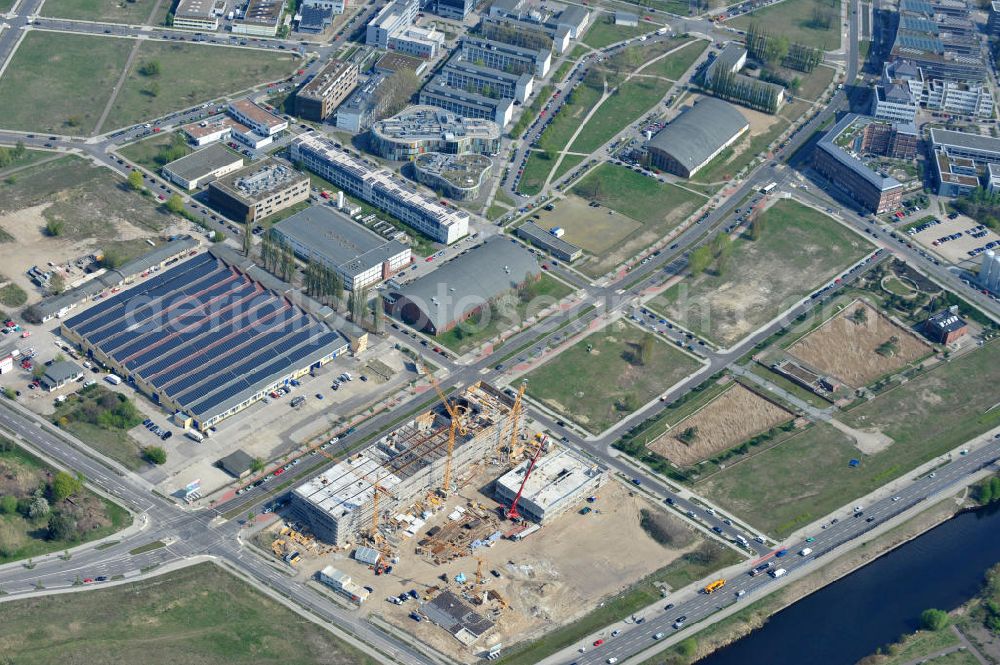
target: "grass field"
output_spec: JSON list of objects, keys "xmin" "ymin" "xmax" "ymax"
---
[
  {"xmin": 701, "ymin": 343, "xmax": 1000, "ymax": 537},
  {"xmin": 729, "ymin": 0, "xmax": 842, "ymax": 50},
  {"xmin": 0, "ymin": 438, "xmax": 130, "ymax": 564},
  {"xmin": 569, "ymin": 76, "xmax": 672, "ymax": 153},
  {"xmin": 0, "ymin": 148, "xmax": 57, "ymax": 175},
  {"xmin": 0, "ymin": 32, "xmax": 133, "ymax": 134},
  {"xmin": 104, "ymin": 42, "xmax": 298, "ymax": 131},
  {"xmin": 435, "ymin": 273, "xmax": 574, "ymax": 353},
  {"xmin": 525, "ymin": 319, "xmax": 701, "ymax": 433},
  {"xmin": 118, "ymin": 131, "xmax": 193, "ymax": 172},
  {"xmin": 537, "ymin": 83, "xmax": 603, "ymax": 155},
  {"xmin": 582, "ymin": 17, "xmax": 658, "ymax": 49},
  {"xmin": 0, "ymin": 562, "xmax": 378, "ymax": 665},
  {"xmin": 574, "ymin": 163, "xmax": 703, "ymax": 227},
  {"xmin": 530, "ymin": 195, "xmax": 641, "ymax": 255},
  {"xmin": 0, "ymin": 155, "xmax": 169, "ymax": 238},
  {"xmin": 642, "ymin": 40, "xmax": 709, "ymax": 80},
  {"xmin": 551, "ymin": 154, "xmax": 584, "ymax": 184},
  {"xmin": 40, "ymin": 0, "xmax": 159, "ymax": 22},
  {"xmin": 653, "ymin": 200, "xmax": 871, "ymax": 347},
  {"xmin": 518, "ymin": 150, "xmax": 556, "ymax": 197}
]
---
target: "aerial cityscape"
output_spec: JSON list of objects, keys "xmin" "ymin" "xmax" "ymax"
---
[{"xmin": 1, "ymin": 0, "xmax": 1000, "ymax": 661}]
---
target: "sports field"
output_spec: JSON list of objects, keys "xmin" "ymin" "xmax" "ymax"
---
[
  {"xmin": 0, "ymin": 32, "xmax": 133, "ymax": 134},
  {"xmin": 104, "ymin": 42, "xmax": 298, "ymax": 131},
  {"xmin": 652, "ymin": 200, "xmax": 872, "ymax": 347},
  {"xmin": 524, "ymin": 319, "xmax": 702, "ymax": 433},
  {"xmin": 729, "ymin": 0, "xmax": 842, "ymax": 50}
]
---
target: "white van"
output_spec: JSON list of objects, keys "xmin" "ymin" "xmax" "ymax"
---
[
  {"xmin": 799, "ymin": 548, "xmax": 813, "ymax": 556},
  {"xmin": 770, "ymin": 568, "xmax": 787, "ymax": 578}
]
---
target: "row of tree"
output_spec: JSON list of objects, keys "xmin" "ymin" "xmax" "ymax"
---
[
  {"xmin": 706, "ymin": 67, "xmax": 782, "ymax": 114},
  {"xmin": 745, "ymin": 23, "xmax": 823, "ymax": 73},
  {"xmin": 688, "ymin": 231, "xmax": 734, "ymax": 276}
]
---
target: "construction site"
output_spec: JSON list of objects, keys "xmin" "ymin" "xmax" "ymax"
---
[{"xmin": 257, "ymin": 380, "xmax": 703, "ymax": 661}]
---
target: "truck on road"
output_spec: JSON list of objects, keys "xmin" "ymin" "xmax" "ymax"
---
[{"xmin": 704, "ymin": 579, "xmax": 726, "ymax": 594}]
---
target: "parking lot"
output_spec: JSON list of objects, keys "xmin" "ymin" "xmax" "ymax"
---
[{"xmin": 907, "ymin": 214, "xmax": 1000, "ymax": 265}]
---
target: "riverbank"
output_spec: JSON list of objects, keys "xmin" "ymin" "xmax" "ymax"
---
[{"xmin": 640, "ymin": 487, "xmax": 976, "ymax": 665}]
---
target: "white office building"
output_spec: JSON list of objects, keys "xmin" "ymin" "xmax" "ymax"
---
[{"xmin": 290, "ymin": 134, "xmax": 470, "ymax": 244}]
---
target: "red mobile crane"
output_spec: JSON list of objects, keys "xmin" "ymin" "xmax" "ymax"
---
[{"xmin": 506, "ymin": 435, "xmax": 546, "ymax": 521}]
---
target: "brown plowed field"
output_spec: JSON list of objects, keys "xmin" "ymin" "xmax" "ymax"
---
[
  {"xmin": 649, "ymin": 383, "xmax": 792, "ymax": 467},
  {"xmin": 787, "ymin": 300, "xmax": 931, "ymax": 387}
]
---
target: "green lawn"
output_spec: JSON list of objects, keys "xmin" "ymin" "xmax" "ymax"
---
[
  {"xmin": 569, "ymin": 76, "xmax": 672, "ymax": 153},
  {"xmin": 0, "ymin": 148, "xmax": 57, "ymax": 174},
  {"xmin": 729, "ymin": 0, "xmax": 842, "ymax": 50},
  {"xmin": 582, "ymin": 17, "xmax": 658, "ymax": 49},
  {"xmin": 653, "ymin": 200, "xmax": 871, "ymax": 347},
  {"xmin": 552, "ymin": 60, "xmax": 574, "ymax": 83},
  {"xmin": 118, "ymin": 131, "xmax": 193, "ymax": 172},
  {"xmin": 497, "ymin": 542, "xmax": 740, "ymax": 665},
  {"xmin": 40, "ymin": 0, "xmax": 160, "ymax": 22},
  {"xmin": 642, "ymin": 40, "xmax": 709, "ymax": 80},
  {"xmin": 537, "ymin": 83, "xmax": 603, "ymax": 155},
  {"xmin": 860, "ymin": 628, "xmax": 962, "ymax": 665},
  {"xmin": 104, "ymin": 42, "xmax": 298, "ymax": 132},
  {"xmin": 518, "ymin": 150, "xmax": 557, "ymax": 197},
  {"xmin": 0, "ymin": 438, "xmax": 131, "ymax": 564},
  {"xmin": 572, "ymin": 162, "xmax": 702, "ymax": 226},
  {"xmin": 0, "ymin": 0, "xmax": 14, "ymax": 12},
  {"xmin": 551, "ymin": 154, "xmax": 584, "ymax": 183},
  {"xmin": 0, "ymin": 562, "xmax": 378, "ymax": 665},
  {"xmin": 436, "ymin": 273, "xmax": 574, "ymax": 353},
  {"xmin": 525, "ymin": 319, "xmax": 701, "ymax": 433},
  {"xmin": 0, "ymin": 32, "xmax": 133, "ymax": 134}
]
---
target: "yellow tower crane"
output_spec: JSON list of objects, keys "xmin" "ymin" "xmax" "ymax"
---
[
  {"xmin": 423, "ymin": 365, "xmax": 467, "ymax": 495},
  {"xmin": 497, "ymin": 383, "xmax": 526, "ymax": 463}
]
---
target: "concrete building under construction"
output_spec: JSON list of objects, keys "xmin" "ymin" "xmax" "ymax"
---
[
  {"xmin": 290, "ymin": 382, "xmax": 514, "ymax": 547},
  {"xmin": 494, "ymin": 446, "xmax": 606, "ymax": 524}
]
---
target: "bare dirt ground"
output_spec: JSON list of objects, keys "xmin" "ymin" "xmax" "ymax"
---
[
  {"xmin": 909, "ymin": 216, "xmax": 1000, "ymax": 265},
  {"xmin": 281, "ymin": 474, "xmax": 703, "ymax": 663},
  {"xmin": 787, "ymin": 300, "xmax": 932, "ymax": 387},
  {"xmin": 534, "ymin": 195, "xmax": 641, "ymax": 255},
  {"xmin": 649, "ymin": 383, "xmax": 793, "ymax": 466},
  {"xmin": 738, "ymin": 103, "xmax": 783, "ymax": 137}
]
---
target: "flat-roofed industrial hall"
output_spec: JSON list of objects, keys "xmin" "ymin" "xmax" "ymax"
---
[{"xmin": 61, "ymin": 248, "xmax": 349, "ymax": 431}]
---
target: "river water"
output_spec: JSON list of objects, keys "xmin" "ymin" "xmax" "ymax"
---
[{"xmin": 698, "ymin": 501, "xmax": 1000, "ymax": 665}]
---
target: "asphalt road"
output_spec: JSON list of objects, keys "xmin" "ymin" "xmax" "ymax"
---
[{"xmin": 568, "ymin": 440, "xmax": 1000, "ymax": 665}]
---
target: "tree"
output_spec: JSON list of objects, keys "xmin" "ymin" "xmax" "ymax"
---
[
  {"xmin": 636, "ymin": 333, "xmax": 655, "ymax": 366},
  {"xmin": 2, "ymin": 387, "xmax": 15, "ymax": 400},
  {"xmin": 371, "ymin": 297, "xmax": 385, "ymax": 334},
  {"xmin": 127, "ymin": 170, "xmax": 144, "ymax": 191},
  {"xmin": 49, "ymin": 273, "xmax": 66, "ymax": 295},
  {"xmin": 101, "ymin": 247, "xmax": 126, "ymax": 269},
  {"xmin": 920, "ymin": 608, "xmax": 950, "ymax": 631},
  {"xmin": 44, "ymin": 219, "xmax": 65, "ymax": 237},
  {"xmin": 243, "ymin": 221, "xmax": 253, "ymax": 256},
  {"xmin": 165, "ymin": 11, "xmax": 174, "ymax": 26},
  {"xmin": 678, "ymin": 426, "xmax": 698, "ymax": 444},
  {"xmin": 165, "ymin": 193, "xmax": 185, "ymax": 214},
  {"xmin": 689, "ymin": 245, "xmax": 713, "ymax": 274},
  {"xmin": 143, "ymin": 446, "xmax": 167, "ymax": 465},
  {"xmin": 28, "ymin": 496, "xmax": 50, "ymax": 519},
  {"xmin": 849, "ymin": 307, "xmax": 868, "ymax": 325},
  {"xmin": 979, "ymin": 481, "xmax": 995, "ymax": 505},
  {"xmin": 250, "ymin": 457, "xmax": 265, "ymax": 473},
  {"xmin": 48, "ymin": 512, "xmax": 78, "ymax": 541},
  {"xmin": 211, "ymin": 230, "xmax": 225, "ymax": 243},
  {"xmin": 50, "ymin": 471, "xmax": 83, "ymax": 502}
]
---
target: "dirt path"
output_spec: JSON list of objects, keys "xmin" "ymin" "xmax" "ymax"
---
[
  {"xmin": 828, "ymin": 417, "xmax": 894, "ymax": 454},
  {"xmin": 93, "ymin": 39, "xmax": 141, "ymax": 136}
]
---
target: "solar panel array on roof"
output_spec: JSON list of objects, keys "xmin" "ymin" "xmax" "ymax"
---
[{"xmin": 63, "ymin": 252, "xmax": 348, "ymax": 428}]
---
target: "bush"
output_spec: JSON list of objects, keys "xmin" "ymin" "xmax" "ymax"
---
[
  {"xmin": 0, "ymin": 495, "xmax": 17, "ymax": 514},
  {"xmin": 47, "ymin": 512, "xmax": 78, "ymax": 541},
  {"xmin": 44, "ymin": 218, "xmax": 65, "ymax": 237},
  {"xmin": 0, "ymin": 284, "xmax": 28, "ymax": 308},
  {"xmin": 143, "ymin": 446, "xmax": 167, "ymax": 465},
  {"xmin": 920, "ymin": 608, "xmax": 950, "ymax": 631},
  {"xmin": 50, "ymin": 471, "xmax": 83, "ymax": 502}
]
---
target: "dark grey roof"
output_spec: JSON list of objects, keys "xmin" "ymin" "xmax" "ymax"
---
[
  {"xmin": 390, "ymin": 237, "xmax": 539, "ymax": 331},
  {"xmin": 219, "ymin": 449, "xmax": 254, "ymax": 476},
  {"xmin": 271, "ymin": 205, "xmax": 410, "ymax": 279},
  {"xmin": 516, "ymin": 222, "xmax": 582, "ymax": 258},
  {"xmin": 422, "ymin": 591, "xmax": 494, "ymax": 639},
  {"xmin": 818, "ymin": 114, "xmax": 904, "ymax": 191},
  {"xmin": 647, "ymin": 98, "xmax": 749, "ymax": 174},
  {"xmin": 926, "ymin": 310, "xmax": 967, "ymax": 333},
  {"xmin": 162, "ymin": 143, "xmax": 243, "ymax": 183},
  {"xmin": 557, "ymin": 5, "xmax": 590, "ymax": 27},
  {"xmin": 930, "ymin": 128, "xmax": 1000, "ymax": 156},
  {"xmin": 42, "ymin": 360, "xmax": 83, "ymax": 386}
]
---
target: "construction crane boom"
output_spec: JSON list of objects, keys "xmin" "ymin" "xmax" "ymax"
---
[
  {"xmin": 498, "ymin": 383, "xmax": 526, "ymax": 462},
  {"xmin": 423, "ymin": 365, "xmax": 466, "ymax": 494},
  {"xmin": 507, "ymin": 435, "xmax": 546, "ymax": 521}
]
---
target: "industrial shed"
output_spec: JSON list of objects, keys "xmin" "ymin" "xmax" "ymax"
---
[
  {"xmin": 383, "ymin": 237, "xmax": 540, "ymax": 335},
  {"xmin": 645, "ymin": 98, "xmax": 749, "ymax": 178},
  {"xmin": 61, "ymin": 248, "xmax": 349, "ymax": 431}
]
